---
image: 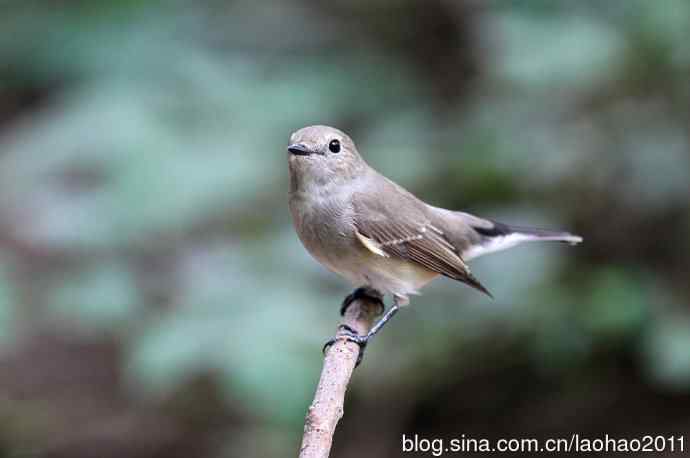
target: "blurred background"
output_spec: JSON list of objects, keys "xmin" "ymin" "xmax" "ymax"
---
[{"xmin": 0, "ymin": 1, "xmax": 689, "ymax": 457}]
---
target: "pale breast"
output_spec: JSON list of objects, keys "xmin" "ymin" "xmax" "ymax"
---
[{"xmin": 289, "ymin": 192, "xmax": 359, "ymax": 273}]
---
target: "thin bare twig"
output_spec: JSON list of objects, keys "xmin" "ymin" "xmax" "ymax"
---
[{"xmin": 298, "ymin": 297, "xmax": 381, "ymax": 458}]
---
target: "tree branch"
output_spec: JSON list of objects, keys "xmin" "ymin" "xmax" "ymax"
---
[{"xmin": 298, "ymin": 297, "xmax": 381, "ymax": 458}]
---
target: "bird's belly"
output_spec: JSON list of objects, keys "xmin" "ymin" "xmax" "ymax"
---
[
  {"xmin": 305, "ymin": 236, "xmax": 437, "ymax": 297},
  {"xmin": 341, "ymin": 252, "xmax": 439, "ymax": 298}
]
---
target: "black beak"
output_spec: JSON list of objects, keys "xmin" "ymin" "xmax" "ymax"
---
[{"xmin": 288, "ymin": 143, "xmax": 311, "ymax": 156}]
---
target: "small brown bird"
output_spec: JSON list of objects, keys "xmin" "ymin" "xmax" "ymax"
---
[{"xmin": 287, "ymin": 125, "xmax": 581, "ymax": 360}]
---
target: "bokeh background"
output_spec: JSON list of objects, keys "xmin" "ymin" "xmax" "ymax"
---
[{"xmin": 1, "ymin": 1, "xmax": 689, "ymax": 457}]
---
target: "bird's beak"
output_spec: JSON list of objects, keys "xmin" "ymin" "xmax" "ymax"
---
[{"xmin": 287, "ymin": 143, "xmax": 311, "ymax": 156}]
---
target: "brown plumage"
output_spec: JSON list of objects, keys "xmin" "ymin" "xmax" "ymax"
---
[{"xmin": 287, "ymin": 124, "xmax": 581, "ymax": 307}]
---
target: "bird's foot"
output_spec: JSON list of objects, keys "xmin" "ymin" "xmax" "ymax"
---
[
  {"xmin": 322, "ymin": 302, "xmax": 401, "ymax": 367},
  {"xmin": 340, "ymin": 287, "xmax": 385, "ymax": 316},
  {"xmin": 322, "ymin": 324, "xmax": 369, "ymax": 367}
]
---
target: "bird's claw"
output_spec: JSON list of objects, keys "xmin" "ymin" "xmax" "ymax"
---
[{"xmin": 322, "ymin": 324, "xmax": 369, "ymax": 367}]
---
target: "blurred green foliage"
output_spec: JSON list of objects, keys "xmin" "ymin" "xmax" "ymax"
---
[{"xmin": 0, "ymin": 1, "xmax": 689, "ymax": 457}]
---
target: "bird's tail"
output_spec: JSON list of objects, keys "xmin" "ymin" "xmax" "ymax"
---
[{"xmin": 463, "ymin": 218, "xmax": 582, "ymax": 261}]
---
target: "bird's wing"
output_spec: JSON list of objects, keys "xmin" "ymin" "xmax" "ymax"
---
[{"xmin": 353, "ymin": 195, "xmax": 492, "ymax": 297}]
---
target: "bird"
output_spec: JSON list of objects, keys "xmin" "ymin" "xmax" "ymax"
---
[{"xmin": 287, "ymin": 125, "xmax": 582, "ymax": 362}]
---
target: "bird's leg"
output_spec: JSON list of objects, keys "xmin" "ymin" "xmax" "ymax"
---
[
  {"xmin": 352, "ymin": 301, "xmax": 400, "ymax": 343},
  {"xmin": 323, "ymin": 296, "xmax": 402, "ymax": 367},
  {"xmin": 340, "ymin": 286, "xmax": 385, "ymax": 316}
]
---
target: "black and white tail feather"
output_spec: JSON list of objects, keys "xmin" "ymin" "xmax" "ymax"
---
[{"xmin": 463, "ymin": 219, "xmax": 583, "ymax": 262}]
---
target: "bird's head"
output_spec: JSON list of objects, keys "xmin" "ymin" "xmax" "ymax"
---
[{"xmin": 287, "ymin": 125, "xmax": 365, "ymax": 193}]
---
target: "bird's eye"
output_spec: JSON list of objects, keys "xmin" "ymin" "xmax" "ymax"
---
[{"xmin": 328, "ymin": 139, "xmax": 341, "ymax": 153}]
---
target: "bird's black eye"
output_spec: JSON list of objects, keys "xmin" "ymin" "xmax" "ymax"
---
[{"xmin": 328, "ymin": 139, "xmax": 341, "ymax": 153}]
